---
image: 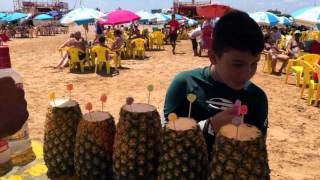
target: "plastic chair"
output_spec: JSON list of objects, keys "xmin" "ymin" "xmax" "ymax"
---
[
  {"xmin": 285, "ymin": 53, "xmax": 320, "ymax": 86},
  {"xmin": 151, "ymin": 31, "xmax": 165, "ymax": 50},
  {"xmin": 313, "ymin": 63, "xmax": 320, "ymax": 106},
  {"xmin": 300, "ymin": 61, "xmax": 316, "ymax": 105},
  {"xmin": 131, "ymin": 38, "xmax": 145, "ymax": 59},
  {"xmin": 66, "ymin": 47, "xmax": 86, "ymax": 72},
  {"xmin": 91, "ymin": 45, "xmax": 112, "ymax": 75},
  {"xmin": 262, "ymin": 51, "xmax": 272, "ymax": 74}
]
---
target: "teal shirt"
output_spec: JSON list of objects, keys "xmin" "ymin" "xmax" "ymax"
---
[{"xmin": 164, "ymin": 66, "xmax": 268, "ymax": 136}]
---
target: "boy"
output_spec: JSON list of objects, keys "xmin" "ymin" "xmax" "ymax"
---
[
  {"xmin": 163, "ymin": 11, "xmax": 268, "ymax": 158},
  {"xmin": 167, "ymin": 14, "xmax": 179, "ymax": 54}
]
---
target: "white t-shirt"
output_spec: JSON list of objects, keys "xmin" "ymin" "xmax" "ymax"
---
[{"xmin": 190, "ymin": 27, "xmax": 202, "ymax": 39}]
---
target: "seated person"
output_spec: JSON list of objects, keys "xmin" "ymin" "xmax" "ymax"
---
[
  {"xmin": 264, "ymin": 35, "xmax": 289, "ymax": 75},
  {"xmin": 56, "ymin": 31, "xmax": 86, "ymax": 68},
  {"xmin": 111, "ymin": 30, "xmax": 124, "ymax": 51},
  {"xmin": 287, "ymin": 30, "xmax": 303, "ymax": 58}
]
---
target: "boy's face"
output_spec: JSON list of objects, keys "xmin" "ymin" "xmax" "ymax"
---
[{"xmin": 209, "ymin": 49, "xmax": 260, "ymax": 90}]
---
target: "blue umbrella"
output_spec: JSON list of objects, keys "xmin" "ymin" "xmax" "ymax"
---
[
  {"xmin": 136, "ymin": 11, "xmax": 156, "ymax": 23},
  {"xmin": 34, "ymin": 14, "xmax": 54, "ymax": 20},
  {"xmin": 60, "ymin": 7, "xmax": 106, "ymax": 25},
  {"xmin": 250, "ymin": 12, "xmax": 279, "ymax": 26},
  {"xmin": 3, "ymin": 12, "xmax": 28, "ymax": 22},
  {"xmin": 47, "ymin": 10, "xmax": 60, "ymax": 17},
  {"xmin": 0, "ymin": 13, "xmax": 6, "ymax": 19},
  {"xmin": 278, "ymin": 16, "xmax": 291, "ymax": 26},
  {"xmin": 153, "ymin": 13, "xmax": 170, "ymax": 23}
]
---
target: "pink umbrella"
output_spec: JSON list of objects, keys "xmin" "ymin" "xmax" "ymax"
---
[{"xmin": 99, "ymin": 9, "xmax": 140, "ymax": 25}]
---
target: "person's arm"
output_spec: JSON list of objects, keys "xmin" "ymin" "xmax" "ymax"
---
[
  {"xmin": 58, "ymin": 39, "xmax": 71, "ymax": 50},
  {"xmin": 0, "ymin": 77, "xmax": 29, "ymax": 138},
  {"xmin": 163, "ymin": 73, "xmax": 187, "ymax": 119}
]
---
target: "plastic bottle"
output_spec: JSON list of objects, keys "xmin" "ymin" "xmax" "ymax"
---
[
  {"xmin": 0, "ymin": 68, "xmax": 35, "ymax": 166},
  {"xmin": 0, "ymin": 45, "xmax": 35, "ymax": 166},
  {"xmin": 0, "ymin": 137, "xmax": 12, "ymax": 176}
]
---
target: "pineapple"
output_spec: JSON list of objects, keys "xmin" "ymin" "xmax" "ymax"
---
[
  {"xmin": 44, "ymin": 99, "xmax": 82, "ymax": 179},
  {"xmin": 113, "ymin": 103, "xmax": 161, "ymax": 180},
  {"xmin": 157, "ymin": 117, "xmax": 208, "ymax": 180},
  {"xmin": 75, "ymin": 111, "xmax": 116, "ymax": 180},
  {"xmin": 208, "ymin": 124, "xmax": 270, "ymax": 180}
]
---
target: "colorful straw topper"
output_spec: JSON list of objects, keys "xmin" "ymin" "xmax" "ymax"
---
[
  {"xmin": 168, "ymin": 113, "xmax": 178, "ymax": 121},
  {"xmin": 66, "ymin": 83, "xmax": 73, "ymax": 100},
  {"xmin": 49, "ymin": 92, "xmax": 56, "ymax": 106},
  {"xmin": 126, "ymin": 96, "xmax": 134, "ymax": 105},
  {"xmin": 187, "ymin": 93, "xmax": 197, "ymax": 118},
  {"xmin": 147, "ymin": 84, "xmax": 154, "ymax": 104},
  {"xmin": 85, "ymin": 102, "xmax": 93, "ymax": 121},
  {"xmin": 168, "ymin": 113, "xmax": 178, "ymax": 129},
  {"xmin": 100, "ymin": 94, "xmax": 107, "ymax": 111}
]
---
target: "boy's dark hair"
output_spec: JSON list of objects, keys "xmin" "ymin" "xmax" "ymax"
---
[
  {"xmin": 212, "ymin": 10, "xmax": 264, "ymax": 57},
  {"xmin": 98, "ymin": 36, "xmax": 106, "ymax": 44}
]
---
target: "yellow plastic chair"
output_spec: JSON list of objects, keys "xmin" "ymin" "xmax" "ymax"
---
[
  {"xmin": 131, "ymin": 38, "xmax": 145, "ymax": 59},
  {"xmin": 312, "ymin": 63, "xmax": 320, "ymax": 106},
  {"xmin": 151, "ymin": 31, "xmax": 165, "ymax": 50},
  {"xmin": 65, "ymin": 47, "xmax": 86, "ymax": 72},
  {"xmin": 262, "ymin": 51, "xmax": 273, "ymax": 74},
  {"xmin": 91, "ymin": 45, "xmax": 112, "ymax": 75},
  {"xmin": 300, "ymin": 61, "xmax": 316, "ymax": 105},
  {"xmin": 285, "ymin": 53, "xmax": 320, "ymax": 86}
]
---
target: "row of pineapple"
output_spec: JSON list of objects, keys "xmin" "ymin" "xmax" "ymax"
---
[{"xmin": 44, "ymin": 98, "xmax": 270, "ymax": 180}]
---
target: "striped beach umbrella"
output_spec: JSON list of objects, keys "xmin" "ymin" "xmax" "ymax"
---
[
  {"xmin": 250, "ymin": 12, "xmax": 279, "ymax": 26},
  {"xmin": 278, "ymin": 16, "xmax": 291, "ymax": 26},
  {"xmin": 60, "ymin": 7, "xmax": 106, "ymax": 25}
]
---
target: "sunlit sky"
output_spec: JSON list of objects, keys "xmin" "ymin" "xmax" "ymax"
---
[{"xmin": 0, "ymin": 0, "xmax": 319, "ymax": 14}]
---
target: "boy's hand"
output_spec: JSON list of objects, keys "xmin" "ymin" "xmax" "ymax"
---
[
  {"xmin": 0, "ymin": 77, "xmax": 29, "ymax": 138},
  {"xmin": 209, "ymin": 107, "xmax": 238, "ymax": 133}
]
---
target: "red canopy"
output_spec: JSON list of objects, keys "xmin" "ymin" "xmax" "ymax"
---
[{"xmin": 197, "ymin": 4, "xmax": 231, "ymax": 19}]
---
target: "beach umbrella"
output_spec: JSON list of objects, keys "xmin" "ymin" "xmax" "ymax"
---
[
  {"xmin": 0, "ymin": 13, "xmax": 6, "ymax": 19},
  {"xmin": 185, "ymin": 18, "xmax": 198, "ymax": 26},
  {"xmin": 99, "ymin": 9, "xmax": 140, "ymax": 25},
  {"xmin": 60, "ymin": 7, "xmax": 106, "ymax": 25},
  {"xmin": 136, "ymin": 10, "xmax": 156, "ymax": 23},
  {"xmin": 291, "ymin": 6, "xmax": 320, "ymax": 26},
  {"xmin": 153, "ymin": 13, "xmax": 170, "ymax": 23},
  {"xmin": 197, "ymin": 4, "xmax": 231, "ymax": 18},
  {"xmin": 278, "ymin": 16, "xmax": 291, "ymax": 26},
  {"xmin": 3, "ymin": 12, "xmax": 28, "ymax": 22},
  {"xmin": 250, "ymin": 12, "xmax": 279, "ymax": 26},
  {"xmin": 47, "ymin": 10, "xmax": 60, "ymax": 17},
  {"xmin": 34, "ymin": 14, "xmax": 54, "ymax": 20}
]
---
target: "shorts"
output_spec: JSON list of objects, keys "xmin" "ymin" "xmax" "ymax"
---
[
  {"xmin": 169, "ymin": 34, "xmax": 178, "ymax": 43},
  {"xmin": 191, "ymin": 39, "xmax": 198, "ymax": 50}
]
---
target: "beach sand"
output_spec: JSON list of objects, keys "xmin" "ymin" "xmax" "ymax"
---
[{"xmin": 5, "ymin": 28, "xmax": 320, "ymax": 179}]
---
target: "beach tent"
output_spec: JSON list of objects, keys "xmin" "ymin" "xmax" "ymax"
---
[
  {"xmin": 34, "ymin": 14, "xmax": 54, "ymax": 20},
  {"xmin": 136, "ymin": 10, "xmax": 156, "ymax": 23},
  {"xmin": 99, "ymin": 9, "xmax": 140, "ymax": 25},
  {"xmin": 2, "ymin": 12, "xmax": 28, "ymax": 22},
  {"xmin": 291, "ymin": 6, "xmax": 320, "ymax": 26},
  {"xmin": 250, "ymin": 12, "xmax": 279, "ymax": 26}
]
